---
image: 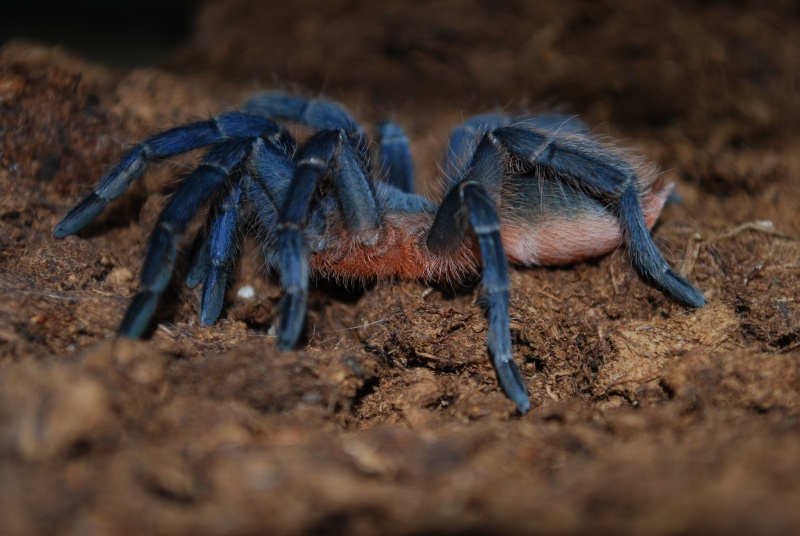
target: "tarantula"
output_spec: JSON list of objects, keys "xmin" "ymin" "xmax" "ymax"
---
[{"xmin": 54, "ymin": 93, "xmax": 705, "ymax": 414}]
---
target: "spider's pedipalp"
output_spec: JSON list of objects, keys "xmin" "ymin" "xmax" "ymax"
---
[
  {"xmin": 118, "ymin": 139, "xmax": 253, "ymax": 338},
  {"xmin": 376, "ymin": 121, "xmax": 414, "ymax": 193},
  {"xmin": 188, "ymin": 134, "xmax": 298, "ymax": 325},
  {"xmin": 332, "ymin": 134, "xmax": 382, "ymax": 245},
  {"xmin": 246, "ymin": 137, "xmax": 298, "ymax": 267},
  {"xmin": 186, "ymin": 236, "xmax": 210, "ymax": 290}
]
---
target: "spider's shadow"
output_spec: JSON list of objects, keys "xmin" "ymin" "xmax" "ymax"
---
[{"xmin": 308, "ymin": 277, "xmax": 368, "ymax": 306}]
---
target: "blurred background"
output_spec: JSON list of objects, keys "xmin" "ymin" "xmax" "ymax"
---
[
  {"xmin": 4, "ymin": 0, "xmax": 799, "ymax": 227},
  {"xmin": 4, "ymin": 0, "xmax": 798, "ymax": 133}
]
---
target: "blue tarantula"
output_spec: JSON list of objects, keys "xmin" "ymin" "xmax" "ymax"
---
[{"xmin": 54, "ymin": 93, "xmax": 705, "ymax": 414}]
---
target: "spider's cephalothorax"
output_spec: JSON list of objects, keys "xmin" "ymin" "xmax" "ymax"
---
[{"xmin": 54, "ymin": 93, "xmax": 705, "ymax": 414}]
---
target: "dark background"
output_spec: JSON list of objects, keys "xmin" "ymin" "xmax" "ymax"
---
[{"xmin": 0, "ymin": 0, "xmax": 201, "ymax": 67}]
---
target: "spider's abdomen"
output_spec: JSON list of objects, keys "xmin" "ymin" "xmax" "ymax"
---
[{"xmin": 500, "ymin": 173, "xmax": 673, "ymax": 266}]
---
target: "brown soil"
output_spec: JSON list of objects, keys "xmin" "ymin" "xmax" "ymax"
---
[{"xmin": 1, "ymin": 1, "xmax": 799, "ymax": 534}]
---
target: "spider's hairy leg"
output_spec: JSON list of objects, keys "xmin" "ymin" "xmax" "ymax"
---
[
  {"xmin": 617, "ymin": 184, "xmax": 706, "ymax": 307},
  {"xmin": 429, "ymin": 137, "xmax": 530, "ymax": 414},
  {"xmin": 464, "ymin": 182, "xmax": 530, "ymax": 414},
  {"xmin": 187, "ymin": 136, "xmax": 297, "ymax": 325},
  {"xmin": 54, "ymin": 114, "xmax": 287, "ymax": 238},
  {"xmin": 277, "ymin": 130, "xmax": 382, "ymax": 349},
  {"xmin": 118, "ymin": 139, "xmax": 253, "ymax": 338},
  {"xmin": 491, "ymin": 126, "xmax": 628, "ymax": 196},
  {"xmin": 444, "ymin": 114, "xmax": 589, "ymax": 182},
  {"xmin": 375, "ymin": 121, "xmax": 414, "ymax": 193},
  {"xmin": 246, "ymin": 136, "xmax": 298, "ymax": 267},
  {"xmin": 243, "ymin": 93, "xmax": 360, "ymax": 132},
  {"xmin": 444, "ymin": 114, "xmax": 512, "ymax": 183},
  {"xmin": 185, "ymin": 180, "xmax": 244, "ymax": 325},
  {"xmin": 491, "ymin": 126, "xmax": 705, "ymax": 308}
]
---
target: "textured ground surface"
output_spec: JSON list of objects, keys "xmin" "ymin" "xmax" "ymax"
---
[{"xmin": 1, "ymin": 1, "xmax": 799, "ymax": 534}]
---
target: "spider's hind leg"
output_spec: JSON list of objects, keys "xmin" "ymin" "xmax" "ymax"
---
[
  {"xmin": 428, "ymin": 137, "xmax": 530, "ymax": 414},
  {"xmin": 491, "ymin": 125, "xmax": 705, "ymax": 307},
  {"xmin": 617, "ymin": 183, "xmax": 705, "ymax": 307}
]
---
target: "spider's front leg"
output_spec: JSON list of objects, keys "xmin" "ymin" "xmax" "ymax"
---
[
  {"xmin": 118, "ymin": 139, "xmax": 254, "ymax": 337},
  {"xmin": 186, "ymin": 136, "xmax": 298, "ymax": 326},
  {"xmin": 54, "ymin": 114, "xmax": 290, "ymax": 238},
  {"xmin": 54, "ymin": 108, "xmax": 294, "ymax": 337}
]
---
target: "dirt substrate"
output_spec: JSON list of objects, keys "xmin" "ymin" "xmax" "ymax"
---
[{"xmin": 1, "ymin": 1, "xmax": 799, "ymax": 534}]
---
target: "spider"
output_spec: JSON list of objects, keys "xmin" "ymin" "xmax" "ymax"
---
[{"xmin": 54, "ymin": 93, "xmax": 705, "ymax": 414}]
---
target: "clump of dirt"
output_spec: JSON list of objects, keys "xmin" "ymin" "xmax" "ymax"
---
[{"xmin": 1, "ymin": 1, "xmax": 799, "ymax": 534}]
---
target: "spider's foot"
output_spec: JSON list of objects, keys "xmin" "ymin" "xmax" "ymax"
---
[
  {"xmin": 185, "ymin": 249, "xmax": 208, "ymax": 289},
  {"xmin": 199, "ymin": 268, "xmax": 227, "ymax": 326},
  {"xmin": 495, "ymin": 357, "xmax": 531, "ymax": 414},
  {"xmin": 118, "ymin": 291, "xmax": 159, "ymax": 338},
  {"xmin": 53, "ymin": 193, "xmax": 108, "ymax": 238},
  {"xmin": 658, "ymin": 269, "xmax": 706, "ymax": 308},
  {"xmin": 277, "ymin": 292, "xmax": 308, "ymax": 350}
]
